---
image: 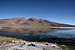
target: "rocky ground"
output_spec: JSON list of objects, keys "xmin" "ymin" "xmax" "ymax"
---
[
  {"xmin": 0, "ymin": 36, "xmax": 70, "ymax": 50},
  {"xmin": 0, "ymin": 42, "xmax": 62, "ymax": 50}
]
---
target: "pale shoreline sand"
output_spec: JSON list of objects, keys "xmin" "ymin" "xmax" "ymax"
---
[
  {"xmin": 0, "ymin": 36, "xmax": 71, "ymax": 50},
  {"xmin": 0, "ymin": 41, "xmax": 62, "ymax": 50}
]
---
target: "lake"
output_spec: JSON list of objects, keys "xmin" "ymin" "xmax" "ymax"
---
[
  {"xmin": 0, "ymin": 30, "xmax": 75, "ymax": 41},
  {"xmin": 48, "ymin": 30, "xmax": 75, "ymax": 38},
  {"xmin": 0, "ymin": 30, "xmax": 75, "ymax": 49}
]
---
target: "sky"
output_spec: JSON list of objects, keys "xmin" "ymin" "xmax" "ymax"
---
[{"xmin": 0, "ymin": 0, "xmax": 75, "ymax": 25}]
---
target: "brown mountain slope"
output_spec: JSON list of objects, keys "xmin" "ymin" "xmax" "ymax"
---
[{"xmin": 0, "ymin": 17, "xmax": 74, "ymax": 33}]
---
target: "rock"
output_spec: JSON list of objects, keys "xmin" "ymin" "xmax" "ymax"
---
[
  {"xmin": 6, "ymin": 45, "xmax": 43, "ymax": 50},
  {"xmin": 27, "ymin": 43, "xmax": 36, "ymax": 46},
  {"xmin": 0, "ymin": 41, "xmax": 63, "ymax": 50}
]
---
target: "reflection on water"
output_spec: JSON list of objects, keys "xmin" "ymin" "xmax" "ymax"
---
[
  {"xmin": 0, "ymin": 30, "xmax": 74, "ymax": 40},
  {"xmin": 0, "ymin": 30, "xmax": 74, "ymax": 50},
  {"xmin": 48, "ymin": 30, "xmax": 75, "ymax": 38}
]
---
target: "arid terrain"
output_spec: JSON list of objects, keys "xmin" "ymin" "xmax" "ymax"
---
[
  {"xmin": 0, "ymin": 18, "xmax": 74, "ymax": 50},
  {"xmin": 0, "ymin": 17, "xmax": 74, "ymax": 33},
  {"xmin": 0, "ymin": 36, "xmax": 71, "ymax": 50}
]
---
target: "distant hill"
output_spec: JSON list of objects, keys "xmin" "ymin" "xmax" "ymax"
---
[{"xmin": 0, "ymin": 17, "xmax": 74, "ymax": 33}]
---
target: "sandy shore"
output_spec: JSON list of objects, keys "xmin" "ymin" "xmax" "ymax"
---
[
  {"xmin": 0, "ymin": 41, "xmax": 69, "ymax": 50},
  {"xmin": 0, "ymin": 41, "xmax": 63, "ymax": 50},
  {"xmin": 0, "ymin": 36, "xmax": 69, "ymax": 50}
]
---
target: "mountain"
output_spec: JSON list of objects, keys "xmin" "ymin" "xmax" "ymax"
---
[{"xmin": 0, "ymin": 17, "xmax": 74, "ymax": 33}]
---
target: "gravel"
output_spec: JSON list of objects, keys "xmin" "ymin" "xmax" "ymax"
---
[{"xmin": 0, "ymin": 42, "xmax": 62, "ymax": 50}]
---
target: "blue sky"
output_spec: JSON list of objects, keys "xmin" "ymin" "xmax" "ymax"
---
[{"xmin": 0, "ymin": 0, "xmax": 75, "ymax": 25}]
